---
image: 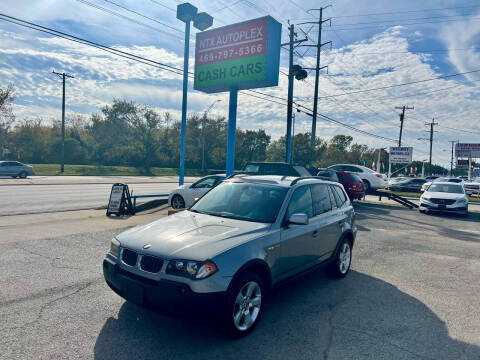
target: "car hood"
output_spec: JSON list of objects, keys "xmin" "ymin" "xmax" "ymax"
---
[
  {"xmin": 423, "ymin": 192, "xmax": 465, "ymax": 200},
  {"xmin": 116, "ymin": 210, "xmax": 270, "ymax": 260}
]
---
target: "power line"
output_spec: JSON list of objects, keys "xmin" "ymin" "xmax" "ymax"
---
[
  {"xmin": 330, "ymin": 13, "xmax": 480, "ymax": 27},
  {"xmin": 100, "ymin": 0, "xmax": 185, "ymax": 34},
  {"xmin": 148, "ymin": 0, "xmax": 176, "ymax": 12},
  {"xmin": 293, "ymin": 5, "xmax": 480, "ymax": 19},
  {"xmin": 75, "ymin": 0, "xmax": 184, "ymax": 40},
  {"xmin": 0, "ymin": 13, "xmax": 184, "ymax": 75},
  {"xmin": 314, "ymin": 69, "xmax": 480, "ymax": 99}
]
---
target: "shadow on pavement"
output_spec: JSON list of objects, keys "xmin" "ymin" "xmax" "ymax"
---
[{"xmin": 94, "ymin": 269, "xmax": 479, "ymax": 360}]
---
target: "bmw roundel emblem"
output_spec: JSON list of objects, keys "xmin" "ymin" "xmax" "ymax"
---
[{"xmin": 143, "ymin": 244, "xmax": 152, "ymax": 249}]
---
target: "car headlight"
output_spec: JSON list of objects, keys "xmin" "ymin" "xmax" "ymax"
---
[
  {"xmin": 110, "ymin": 238, "xmax": 120, "ymax": 257},
  {"xmin": 166, "ymin": 259, "xmax": 217, "ymax": 280},
  {"xmin": 456, "ymin": 198, "xmax": 467, "ymax": 204}
]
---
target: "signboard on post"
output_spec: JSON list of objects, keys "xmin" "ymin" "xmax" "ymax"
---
[
  {"xmin": 389, "ymin": 147, "xmax": 413, "ymax": 164},
  {"xmin": 455, "ymin": 143, "xmax": 480, "ymax": 158},
  {"xmin": 194, "ymin": 16, "xmax": 281, "ymax": 93},
  {"xmin": 194, "ymin": 16, "xmax": 281, "ymax": 176}
]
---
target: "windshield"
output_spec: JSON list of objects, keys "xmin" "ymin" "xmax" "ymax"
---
[
  {"xmin": 427, "ymin": 184, "xmax": 464, "ymax": 194},
  {"xmin": 190, "ymin": 182, "xmax": 288, "ymax": 223}
]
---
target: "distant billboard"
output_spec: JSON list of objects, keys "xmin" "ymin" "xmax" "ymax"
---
[
  {"xmin": 455, "ymin": 143, "xmax": 480, "ymax": 158},
  {"xmin": 457, "ymin": 159, "xmax": 479, "ymax": 169},
  {"xmin": 194, "ymin": 16, "xmax": 281, "ymax": 93},
  {"xmin": 389, "ymin": 146, "xmax": 413, "ymax": 164}
]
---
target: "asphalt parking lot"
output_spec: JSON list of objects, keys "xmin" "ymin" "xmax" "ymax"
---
[{"xmin": 1, "ymin": 202, "xmax": 479, "ymax": 360}]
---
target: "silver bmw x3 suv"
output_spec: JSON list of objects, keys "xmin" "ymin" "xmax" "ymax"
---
[{"xmin": 103, "ymin": 175, "xmax": 357, "ymax": 336}]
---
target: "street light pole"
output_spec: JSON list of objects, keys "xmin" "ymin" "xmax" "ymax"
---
[
  {"xmin": 176, "ymin": 3, "xmax": 213, "ymax": 185},
  {"xmin": 179, "ymin": 19, "xmax": 190, "ymax": 185}
]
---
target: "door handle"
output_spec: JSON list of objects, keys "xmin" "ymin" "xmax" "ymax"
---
[{"xmin": 312, "ymin": 230, "xmax": 319, "ymax": 237}]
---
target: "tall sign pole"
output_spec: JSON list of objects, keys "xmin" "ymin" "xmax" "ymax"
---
[{"xmin": 52, "ymin": 71, "xmax": 74, "ymax": 173}]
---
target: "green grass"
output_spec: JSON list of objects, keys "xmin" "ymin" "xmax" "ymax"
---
[
  {"xmin": 29, "ymin": 164, "xmax": 205, "ymax": 177},
  {"xmin": 377, "ymin": 189, "xmax": 480, "ymax": 203}
]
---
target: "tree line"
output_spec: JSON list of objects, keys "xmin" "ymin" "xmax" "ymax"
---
[{"xmin": 0, "ymin": 85, "xmax": 448, "ymax": 174}]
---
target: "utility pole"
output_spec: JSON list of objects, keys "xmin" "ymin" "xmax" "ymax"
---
[
  {"xmin": 395, "ymin": 105, "xmax": 414, "ymax": 147},
  {"xmin": 448, "ymin": 140, "xmax": 458, "ymax": 176},
  {"xmin": 52, "ymin": 71, "xmax": 74, "ymax": 173},
  {"xmin": 282, "ymin": 24, "xmax": 307, "ymax": 163},
  {"xmin": 425, "ymin": 118, "xmax": 438, "ymax": 175},
  {"xmin": 298, "ymin": 6, "xmax": 331, "ymax": 147}
]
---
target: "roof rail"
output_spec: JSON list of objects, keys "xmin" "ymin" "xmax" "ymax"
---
[
  {"xmin": 225, "ymin": 172, "xmax": 249, "ymax": 180},
  {"xmin": 290, "ymin": 176, "xmax": 331, "ymax": 186}
]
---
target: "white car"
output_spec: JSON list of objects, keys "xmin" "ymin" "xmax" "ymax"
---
[
  {"xmin": 419, "ymin": 182, "xmax": 468, "ymax": 216},
  {"xmin": 168, "ymin": 174, "xmax": 226, "ymax": 209},
  {"xmin": 421, "ymin": 177, "xmax": 464, "ymax": 192},
  {"xmin": 464, "ymin": 177, "xmax": 480, "ymax": 197},
  {"xmin": 328, "ymin": 164, "xmax": 387, "ymax": 192}
]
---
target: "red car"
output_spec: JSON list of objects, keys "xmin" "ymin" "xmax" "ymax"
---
[{"xmin": 336, "ymin": 171, "xmax": 365, "ymax": 200}]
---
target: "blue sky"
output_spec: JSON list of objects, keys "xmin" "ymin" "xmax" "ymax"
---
[{"xmin": 1, "ymin": 0, "xmax": 480, "ymax": 166}]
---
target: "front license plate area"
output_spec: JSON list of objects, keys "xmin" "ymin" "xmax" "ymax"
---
[{"xmin": 122, "ymin": 279, "xmax": 145, "ymax": 305}]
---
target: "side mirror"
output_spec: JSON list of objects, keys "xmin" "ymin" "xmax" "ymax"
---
[{"xmin": 288, "ymin": 213, "xmax": 309, "ymax": 225}]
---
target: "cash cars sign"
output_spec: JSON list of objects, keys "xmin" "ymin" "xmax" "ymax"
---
[{"xmin": 194, "ymin": 16, "xmax": 281, "ymax": 93}]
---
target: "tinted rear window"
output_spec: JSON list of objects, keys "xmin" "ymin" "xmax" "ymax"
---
[
  {"xmin": 347, "ymin": 173, "xmax": 362, "ymax": 183},
  {"xmin": 311, "ymin": 184, "xmax": 332, "ymax": 215}
]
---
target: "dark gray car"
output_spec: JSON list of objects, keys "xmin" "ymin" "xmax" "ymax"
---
[
  {"xmin": 103, "ymin": 175, "xmax": 357, "ymax": 336},
  {"xmin": 0, "ymin": 161, "xmax": 35, "ymax": 178}
]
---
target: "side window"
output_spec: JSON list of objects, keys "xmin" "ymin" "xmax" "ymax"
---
[
  {"xmin": 332, "ymin": 186, "xmax": 348, "ymax": 207},
  {"xmin": 244, "ymin": 164, "xmax": 259, "ymax": 173},
  {"xmin": 346, "ymin": 166, "xmax": 361, "ymax": 173},
  {"xmin": 191, "ymin": 177, "xmax": 217, "ymax": 189},
  {"xmin": 336, "ymin": 172, "xmax": 345, "ymax": 182},
  {"xmin": 286, "ymin": 186, "xmax": 313, "ymax": 219},
  {"xmin": 311, "ymin": 184, "xmax": 332, "ymax": 215},
  {"xmin": 327, "ymin": 186, "xmax": 340, "ymax": 210}
]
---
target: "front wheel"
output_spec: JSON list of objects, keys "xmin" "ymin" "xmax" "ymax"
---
[
  {"xmin": 18, "ymin": 171, "xmax": 28, "ymax": 179},
  {"xmin": 328, "ymin": 238, "xmax": 352, "ymax": 278},
  {"xmin": 224, "ymin": 272, "xmax": 264, "ymax": 337},
  {"xmin": 171, "ymin": 194, "xmax": 185, "ymax": 209}
]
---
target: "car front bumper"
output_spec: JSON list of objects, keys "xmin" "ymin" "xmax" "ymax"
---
[
  {"xmin": 419, "ymin": 201, "xmax": 468, "ymax": 214},
  {"xmin": 103, "ymin": 258, "xmax": 226, "ymax": 314}
]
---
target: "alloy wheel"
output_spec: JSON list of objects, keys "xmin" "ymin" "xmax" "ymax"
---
[
  {"xmin": 338, "ymin": 242, "xmax": 351, "ymax": 274},
  {"xmin": 171, "ymin": 195, "xmax": 185, "ymax": 209},
  {"xmin": 232, "ymin": 281, "xmax": 262, "ymax": 331}
]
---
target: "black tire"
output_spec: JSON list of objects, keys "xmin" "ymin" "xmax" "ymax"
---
[
  {"xmin": 223, "ymin": 271, "xmax": 264, "ymax": 337},
  {"xmin": 11, "ymin": 176, "xmax": 17, "ymax": 178},
  {"xmin": 18, "ymin": 171, "xmax": 27, "ymax": 179},
  {"xmin": 362, "ymin": 180, "xmax": 370, "ymax": 193},
  {"xmin": 328, "ymin": 237, "xmax": 352, "ymax": 278},
  {"xmin": 171, "ymin": 194, "xmax": 185, "ymax": 209},
  {"xmin": 419, "ymin": 209, "xmax": 425, "ymax": 214}
]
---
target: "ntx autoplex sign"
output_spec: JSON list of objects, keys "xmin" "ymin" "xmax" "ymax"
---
[{"xmin": 194, "ymin": 16, "xmax": 281, "ymax": 93}]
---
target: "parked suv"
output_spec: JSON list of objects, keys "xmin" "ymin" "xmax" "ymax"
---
[
  {"xmin": 103, "ymin": 175, "xmax": 356, "ymax": 336},
  {"xmin": 327, "ymin": 164, "xmax": 386, "ymax": 192},
  {"xmin": 0, "ymin": 161, "xmax": 35, "ymax": 178},
  {"xmin": 242, "ymin": 162, "xmax": 311, "ymax": 177}
]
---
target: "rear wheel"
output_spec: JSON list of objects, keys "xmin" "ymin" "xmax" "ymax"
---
[
  {"xmin": 224, "ymin": 272, "xmax": 264, "ymax": 337},
  {"xmin": 328, "ymin": 238, "xmax": 352, "ymax": 278},
  {"xmin": 362, "ymin": 180, "xmax": 370, "ymax": 193},
  {"xmin": 171, "ymin": 194, "xmax": 185, "ymax": 209},
  {"xmin": 18, "ymin": 171, "xmax": 27, "ymax": 179},
  {"xmin": 11, "ymin": 176, "xmax": 17, "ymax": 178}
]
